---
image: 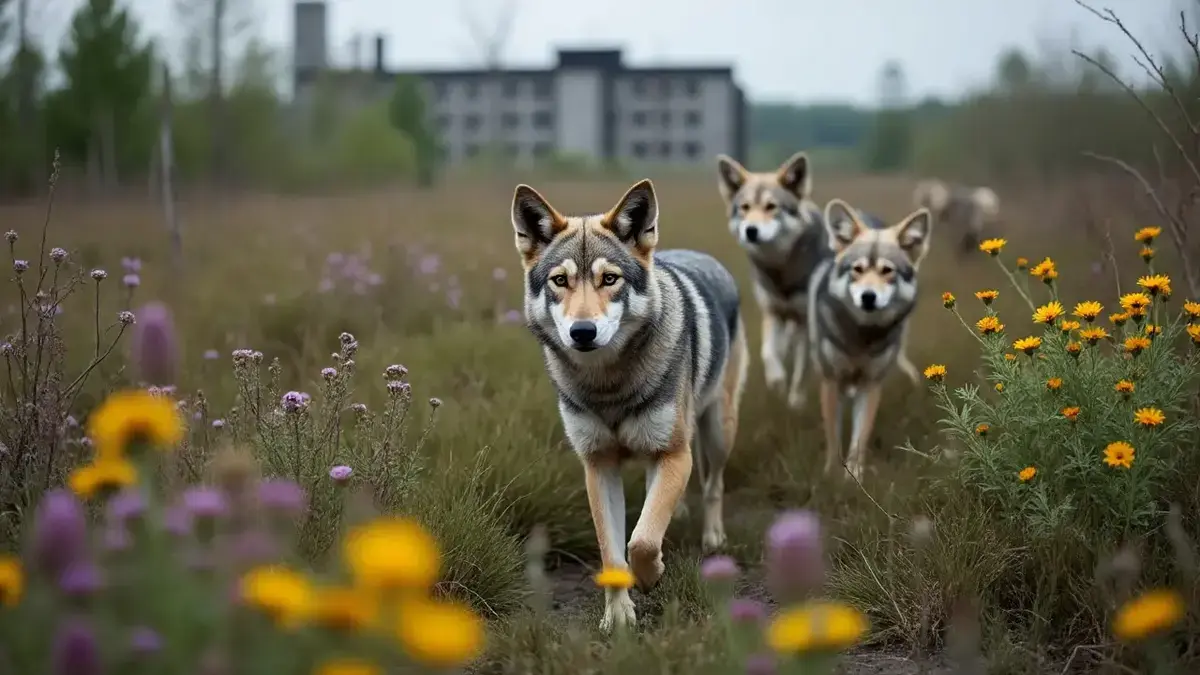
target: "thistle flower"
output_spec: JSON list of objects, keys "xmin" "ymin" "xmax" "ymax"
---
[
  {"xmin": 384, "ymin": 364, "xmax": 408, "ymax": 379},
  {"xmin": 765, "ymin": 510, "xmax": 824, "ymax": 601},
  {"xmin": 106, "ymin": 489, "xmax": 146, "ymax": 524},
  {"xmin": 329, "ymin": 465, "xmax": 353, "ymax": 483},
  {"xmin": 13, "ymin": 259, "xmax": 28, "ymax": 274},
  {"xmin": 58, "ymin": 562, "xmax": 103, "ymax": 598},
  {"xmin": 729, "ymin": 598, "xmax": 767, "ymax": 624},
  {"xmin": 257, "ymin": 479, "xmax": 307, "ymax": 517},
  {"xmin": 386, "ymin": 380, "xmax": 410, "ymax": 396},
  {"xmin": 182, "ymin": 486, "xmax": 230, "ymax": 520},
  {"xmin": 163, "ymin": 506, "xmax": 192, "ymax": 537},
  {"xmin": 31, "ymin": 489, "xmax": 88, "ymax": 577},
  {"xmin": 118, "ymin": 311, "xmax": 135, "ymax": 326},
  {"xmin": 699, "ymin": 555, "xmax": 740, "ymax": 583},
  {"xmin": 351, "ymin": 403, "xmax": 368, "ymax": 416},
  {"xmin": 122, "ymin": 273, "xmax": 140, "ymax": 288},
  {"xmin": 130, "ymin": 303, "xmax": 177, "ymax": 386},
  {"xmin": 121, "ymin": 257, "xmax": 142, "ymax": 273},
  {"xmin": 211, "ymin": 419, "xmax": 225, "ymax": 429},
  {"xmin": 53, "ymin": 619, "xmax": 101, "ymax": 675},
  {"xmin": 280, "ymin": 391, "xmax": 308, "ymax": 413},
  {"xmin": 321, "ymin": 367, "xmax": 338, "ymax": 381},
  {"xmin": 50, "ymin": 247, "xmax": 67, "ymax": 263},
  {"xmin": 429, "ymin": 397, "xmax": 443, "ymax": 408},
  {"xmin": 90, "ymin": 269, "xmax": 107, "ymax": 281}
]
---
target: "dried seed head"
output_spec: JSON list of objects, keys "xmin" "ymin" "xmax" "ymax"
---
[
  {"xmin": 384, "ymin": 364, "xmax": 408, "ymax": 379},
  {"xmin": 50, "ymin": 248, "xmax": 67, "ymax": 263},
  {"xmin": 3, "ymin": 230, "xmax": 16, "ymax": 243},
  {"xmin": 350, "ymin": 402, "xmax": 368, "ymax": 416},
  {"xmin": 90, "ymin": 269, "xmax": 107, "ymax": 281},
  {"xmin": 429, "ymin": 397, "xmax": 443, "ymax": 408},
  {"xmin": 321, "ymin": 367, "xmax": 338, "ymax": 381},
  {"xmin": 118, "ymin": 311, "xmax": 135, "ymax": 327},
  {"xmin": 338, "ymin": 331, "xmax": 355, "ymax": 346}
]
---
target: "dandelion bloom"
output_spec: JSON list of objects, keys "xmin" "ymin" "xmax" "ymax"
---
[
  {"xmin": 68, "ymin": 459, "xmax": 137, "ymax": 501},
  {"xmin": 396, "ymin": 597, "xmax": 485, "ymax": 667},
  {"xmin": 974, "ymin": 289, "xmax": 998, "ymax": 305},
  {"xmin": 1046, "ymin": 377, "xmax": 1062, "ymax": 391},
  {"xmin": 1066, "ymin": 342, "xmax": 1082, "ymax": 358},
  {"xmin": 343, "ymin": 517, "xmax": 440, "ymax": 591},
  {"xmin": 87, "ymin": 389, "xmax": 183, "ymax": 459},
  {"xmin": 1112, "ymin": 589, "xmax": 1183, "ymax": 641},
  {"xmin": 1133, "ymin": 407, "xmax": 1165, "ymax": 427},
  {"xmin": 0, "ymin": 555, "xmax": 22, "ymax": 606},
  {"xmin": 1073, "ymin": 301, "xmax": 1102, "ymax": 322},
  {"xmin": 1123, "ymin": 336, "xmax": 1151, "ymax": 356},
  {"xmin": 1015, "ymin": 257, "xmax": 1029, "ymax": 269},
  {"xmin": 1133, "ymin": 226, "xmax": 1161, "ymax": 244},
  {"xmin": 1061, "ymin": 406, "xmax": 1081, "ymax": 422},
  {"xmin": 313, "ymin": 660, "xmax": 382, "ymax": 675},
  {"xmin": 1018, "ymin": 467, "xmax": 1036, "ymax": 482},
  {"xmin": 1137, "ymin": 274, "xmax": 1171, "ymax": 298},
  {"xmin": 1115, "ymin": 380, "xmax": 1135, "ymax": 396},
  {"xmin": 1030, "ymin": 257, "xmax": 1056, "ymax": 279},
  {"xmin": 593, "ymin": 567, "xmax": 635, "ymax": 589},
  {"xmin": 1109, "ymin": 312, "xmax": 1129, "ymax": 326},
  {"xmin": 1119, "ymin": 293, "xmax": 1151, "ymax": 313},
  {"xmin": 1032, "ymin": 301, "xmax": 1064, "ymax": 325},
  {"xmin": 310, "ymin": 586, "xmax": 379, "ymax": 633},
  {"xmin": 978, "ymin": 238, "xmax": 1006, "ymax": 255},
  {"xmin": 766, "ymin": 600, "xmax": 868, "ymax": 654},
  {"xmin": 1059, "ymin": 320, "xmax": 1080, "ymax": 333},
  {"xmin": 941, "ymin": 292, "xmax": 955, "ymax": 309},
  {"xmin": 1013, "ymin": 336, "xmax": 1041, "ymax": 355},
  {"xmin": 976, "ymin": 316, "xmax": 1003, "ymax": 335},
  {"xmin": 1183, "ymin": 301, "xmax": 1200, "ymax": 320},
  {"xmin": 1103, "ymin": 441, "xmax": 1135, "ymax": 469},
  {"xmin": 238, "ymin": 565, "xmax": 313, "ymax": 627},
  {"xmin": 1188, "ymin": 325, "xmax": 1200, "ymax": 344},
  {"xmin": 1078, "ymin": 327, "xmax": 1108, "ymax": 345},
  {"xmin": 923, "ymin": 364, "xmax": 946, "ymax": 381},
  {"xmin": 995, "ymin": 383, "xmax": 1005, "ymax": 392},
  {"xmin": 975, "ymin": 423, "xmax": 989, "ymax": 437},
  {"xmin": 1140, "ymin": 246, "xmax": 1155, "ymax": 262}
]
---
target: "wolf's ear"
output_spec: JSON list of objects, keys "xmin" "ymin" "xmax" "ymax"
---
[
  {"xmin": 775, "ymin": 151, "xmax": 811, "ymax": 198},
  {"xmin": 716, "ymin": 154, "xmax": 748, "ymax": 204},
  {"xmin": 823, "ymin": 198, "xmax": 865, "ymax": 253},
  {"xmin": 511, "ymin": 184, "xmax": 567, "ymax": 266},
  {"xmin": 602, "ymin": 179, "xmax": 659, "ymax": 257},
  {"xmin": 893, "ymin": 208, "xmax": 934, "ymax": 266}
]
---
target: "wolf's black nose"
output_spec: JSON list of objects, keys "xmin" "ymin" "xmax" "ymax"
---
[
  {"xmin": 860, "ymin": 290, "xmax": 877, "ymax": 311},
  {"xmin": 569, "ymin": 321, "xmax": 598, "ymax": 345},
  {"xmin": 744, "ymin": 225, "xmax": 759, "ymax": 243}
]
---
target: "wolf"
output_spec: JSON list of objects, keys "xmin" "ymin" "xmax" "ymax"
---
[
  {"xmin": 715, "ymin": 152, "xmax": 920, "ymax": 410},
  {"xmin": 509, "ymin": 179, "xmax": 748, "ymax": 633},
  {"xmin": 809, "ymin": 198, "xmax": 933, "ymax": 481},
  {"xmin": 913, "ymin": 179, "xmax": 1000, "ymax": 254}
]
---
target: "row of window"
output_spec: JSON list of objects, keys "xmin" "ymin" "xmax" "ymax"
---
[
  {"xmin": 430, "ymin": 76, "xmax": 705, "ymax": 102},
  {"xmin": 434, "ymin": 110, "xmax": 707, "ymax": 133},
  {"xmin": 445, "ymin": 140, "xmax": 705, "ymax": 161}
]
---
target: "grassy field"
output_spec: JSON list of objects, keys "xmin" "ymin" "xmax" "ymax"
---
[{"xmin": 1, "ymin": 169, "xmax": 1193, "ymax": 674}]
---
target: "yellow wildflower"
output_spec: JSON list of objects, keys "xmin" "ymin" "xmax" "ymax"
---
[
  {"xmin": 310, "ymin": 585, "xmax": 379, "ymax": 633},
  {"xmin": 1109, "ymin": 312, "xmax": 1129, "ymax": 326},
  {"xmin": 1119, "ymin": 293, "xmax": 1151, "ymax": 313},
  {"xmin": 994, "ymin": 382, "xmax": 1005, "ymax": 392},
  {"xmin": 1133, "ymin": 407, "xmax": 1165, "ymax": 428},
  {"xmin": 343, "ymin": 517, "xmax": 440, "ymax": 592},
  {"xmin": 1066, "ymin": 342, "xmax": 1082, "ymax": 358},
  {"xmin": 1073, "ymin": 301, "xmax": 1102, "ymax": 322},
  {"xmin": 1145, "ymin": 324, "xmax": 1162, "ymax": 338},
  {"xmin": 1103, "ymin": 441, "xmax": 1135, "ymax": 469},
  {"xmin": 87, "ymin": 389, "xmax": 184, "ymax": 460},
  {"xmin": 312, "ymin": 660, "xmax": 382, "ymax": 675},
  {"xmin": 1046, "ymin": 377, "xmax": 1062, "ymax": 391},
  {"xmin": 978, "ymin": 238, "xmax": 1006, "ymax": 256},
  {"xmin": 1124, "ymin": 336, "xmax": 1151, "ymax": 356},
  {"xmin": 1033, "ymin": 301, "xmax": 1064, "ymax": 325},
  {"xmin": 974, "ymin": 289, "xmax": 998, "ymax": 305},
  {"xmin": 396, "ymin": 597, "xmax": 486, "ymax": 667},
  {"xmin": 1113, "ymin": 589, "xmax": 1184, "ymax": 642},
  {"xmin": 941, "ymin": 292, "xmax": 955, "ymax": 309},
  {"xmin": 1059, "ymin": 320, "xmax": 1080, "ymax": 333},
  {"xmin": 1188, "ymin": 324, "xmax": 1200, "ymax": 344},
  {"xmin": 766, "ymin": 600, "xmax": 868, "ymax": 654},
  {"xmin": 1015, "ymin": 257, "xmax": 1029, "ymax": 270},
  {"xmin": 975, "ymin": 423, "xmax": 989, "ymax": 437},
  {"xmin": 594, "ymin": 567, "xmax": 635, "ymax": 589},
  {"xmin": 1140, "ymin": 246, "xmax": 1155, "ymax": 262},
  {"xmin": 1115, "ymin": 380, "xmax": 1135, "ymax": 396},
  {"xmin": 1004, "ymin": 353, "xmax": 1016, "ymax": 361},
  {"xmin": 1137, "ymin": 275, "xmax": 1171, "ymax": 298},
  {"xmin": 1061, "ymin": 406, "xmax": 1081, "ymax": 422},
  {"xmin": 1013, "ymin": 336, "xmax": 1041, "ymax": 355},
  {"xmin": 923, "ymin": 364, "xmax": 946, "ymax": 382},
  {"xmin": 1133, "ymin": 226, "xmax": 1161, "ymax": 244},
  {"xmin": 1078, "ymin": 327, "xmax": 1109, "ymax": 345},
  {"xmin": 1018, "ymin": 467, "xmax": 1036, "ymax": 482},
  {"xmin": 1183, "ymin": 300, "xmax": 1200, "ymax": 320},
  {"xmin": 976, "ymin": 316, "xmax": 1003, "ymax": 335},
  {"xmin": 239, "ymin": 565, "xmax": 313, "ymax": 627},
  {"xmin": 0, "ymin": 555, "xmax": 22, "ymax": 607},
  {"xmin": 68, "ymin": 458, "xmax": 137, "ymax": 501},
  {"xmin": 1030, "ymin": 257, "xmax": 1056, "ymax": 280}
]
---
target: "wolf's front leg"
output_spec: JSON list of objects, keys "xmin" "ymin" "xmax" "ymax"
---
[
  {"xmin": 761, "ymin": 312, "xmax": 794, "ymax": 394},
  {"xmin": 583, "ymin": 453, "xmax": 635, "ymax": 633},
  {"xmin": 628, "ymin": 444, "xmax": 693, "ymax": 591}
]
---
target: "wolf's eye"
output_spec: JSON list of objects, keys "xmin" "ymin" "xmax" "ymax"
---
[
  {"xmin": 551, "ymin": 274, "xmax": 569, "ymax": 288},
  {"xmin": 601, "ymin": 273, "xmax": 620, "ymax": 286},
  {"xmin": 851, "ymin": 262, "xmax": 868, "ymax": 276},
  {"xmin": 739, "ymin": 203, "xmax": 751, "ymax": 213},
  {"xmin": 763, "ymin": 203, "xmax": 777, "ymax": 213},
  {"xmin": 878, "ymin": 264, "xmax": 895, "ymax": 276}
]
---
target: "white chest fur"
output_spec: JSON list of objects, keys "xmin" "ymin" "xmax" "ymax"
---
[{"xmin": 558, "ymin": 400, "xmax": 678, "ymax": 456}]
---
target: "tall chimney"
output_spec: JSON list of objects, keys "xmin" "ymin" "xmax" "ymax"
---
[
  {"xmin": 374, "ymin": 35, "xmax": 385, "ymax": 74},
  {"xmin": 293, "ymin": 1, "xmax": 328, "ymax": 75}
]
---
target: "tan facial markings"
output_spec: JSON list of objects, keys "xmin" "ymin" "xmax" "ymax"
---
[
  {"xmin": 590, "ymin": 257, "xmax": 624, "ymax": 290},
  {"xmin": 549, "ymin": 257, "xmax": 621, "ymax": 321}
]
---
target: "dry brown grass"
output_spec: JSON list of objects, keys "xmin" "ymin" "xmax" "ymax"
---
[{"xmin": 0, "ymin": 170, "xmax": 1176, "ymax": 673}]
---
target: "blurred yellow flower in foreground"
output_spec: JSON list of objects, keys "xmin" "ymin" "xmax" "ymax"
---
[
  {"xmin": 0, "ymin": 555, "xmax": 23, "ymax": 607},
  {"xmin": 767, "ymin": 600, "xmax": 868, "ymax": 654},
  {"xmin": 593, "ymin": 567, "xmax": 635, "ymax": 589},
  {"xmin": 343, "ymin": 517, "xmax": 440, "ymax": 591},
  {"xmin": 312, "ymin": 659, "xmax": 382, "ymax": 675},
  {"xmin": 1113, "ymin": 589, "xmax": 1183, "ymax": 641},
  {"xmin": 88, "ymin": 388, "xmax": 183, "ymax": 459},
  {"xmin": 396, "ymin": 597, "xmax": 486, "ymax": 667},
  {"xmin": 68, "ymin": 458, "xmax": 137, "ymax": 501},
  {"xmin": 239, "ymin": 565, "xmax": 313, "ymax": 627},
  {"xmin": 310, "ymin": 585, "xmax": 379, "ymax": 633}
]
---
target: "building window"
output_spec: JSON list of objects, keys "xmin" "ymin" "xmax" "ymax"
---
[
  {"xmin": 465, "ymin": 143, "xmax": 480, "ymax": 158},
  {"xmin": 685, "ymin": 111, "xmax": 702, "ymax": 128},
  {"xmin": 684, "ymin": 141, "xmax": 702, "ymax": 159},
  {"xmin": 464, "ymin": 114, "xmax": 481, "ymax": 132},
  {"xmin": 533, "ymin": 79, "xmax": 553, "ymax": 99},
  {"xmin": 632, "ymin": 111, "xmax": 646, "ymax": 127},
  {"xmin": 502, "ymin": 112, "xmax": 521, "ymax": 130},
  {"xmin": 532, "ymin": 111, "xmax": 554, "ymax": 129},
  {"xmin": 683, "ymin": 78, "xmax": 700, "ymax": 97},
  {"xmin": 660, "ymin": 111, "xmax": 671, "ymax": 126},
  {"xmin": 506, "ymin": 143, "xmax": 521, "ymax": 158},
  {"xmin": 632, "ymin": 142, "xmax": 648, "ymax": 159},
  {"xmin": 658, "ymin": 79, "xmax": 671, "ymax": 96},
  {"xmin": 533, "ymin": 142, "xmax": 553, "ymax": 158},
  {"xmin": 632, "ymin": 78, "xmax": 647, "ymax": 96},
  {"xmin": 437, "ymin": 114, "xmax": 451, "ymax": 131},
  {"xmin": 464, "ymin": 81, "xmax": 480, "ymax": 99},
  {"xmin": 433, "ymin": 81, "xmax": 448, "ymax": 101},
  {"xmin": 502, "ymin": 79, "xmax": 520, "ymax": 98},
  {"xmin": 659, "ymin": 141, "xmax": 671, "ymax": 159}
]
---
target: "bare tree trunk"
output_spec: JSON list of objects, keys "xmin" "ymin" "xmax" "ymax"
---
[
  {"xmin": 160, "ymin": 63, "xmax": 183, "ymax": 269},
  {"xmin": 209, "ymin": 0, "xmax": 226, "ymax": 185},
  {"xmin": 15, "ymin": 0, "xmax": 40, "ymax": 194},
  {"xmin": 100, "ymin": 107, "xmax": 118, "ymax": 190}
]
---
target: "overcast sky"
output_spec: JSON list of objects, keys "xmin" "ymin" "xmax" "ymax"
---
[{"xmin": 42, "ymin": 0, "xmax": 1176, "ymax": 105}]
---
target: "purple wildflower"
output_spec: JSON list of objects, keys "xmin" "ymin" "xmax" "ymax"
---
[
  {"xmin": 744, "ymin": 653, "xmax": 777, "ymax": 675},
  {"xmin": 123, "ymin": 273, "xmax": 140, "ymax": 288},
  {"xmin": 765, "ymin": 509, "xmax": 825, "ymax": 601},
  {"xmin": 384, "ymin": 364, "xmax": 408, "ymax": 379},
  {"xmin": 262, "ymin": 293, "xmax": 276, "ymax": 305},
  {"xmin": 700, "ymin": 555, "xmax": 740, "ymax": 582},
  {"xmin": 231, "ymin": 530, "xmax": 277, "ymax": 565},
  {"xmin": 130, "ymin": 302, "xmax": 177, "ymax": 385},
  {"xmin": 211, "ymin": 419, "xmax": 225, "ymax": 429},
  {"xmin": 182, "ymin": 487, "xmax": 230, "ymax": 520},
  {"xmin": 257, "ymin": 479, "xmax": 307, "ymax": 516},
  {"xmin": 64, "ymin": 415, "xmax": 79, "ymax": 429},
  {"xmin": 351, "ymin": 402, "xmax": 368, "ymax": 416},
  {"xmin": 90, "ymin": 269, "xmax": 107, "ymax": 281},
  {"xmin": 321, "ymin": 367, "xmax": 338, "ymax": 381},
  {"xmin": 59, "ymin": 562, "xmax": 103, "ymax": 597},
  {"xmin": 0, "ymin": 342, "xmax": 12, "ymax": 356},
  {"xmin": 729, "ymin": 598, "xmax": 766, "ymax": 624},
  {"xmin": 106, "ymin": 489, "xmax": 146, "ymax": 523},
  {"xmin": 121, "ymin": 257, "xmax": 142, "ymax": 273},
  {"xmin": 418, "ymin": 253, "xmax": 440, "ymax": 276},
  {"xmin": 129, "ymin": 627, "xmax": 162, "ymax": 655},
  {"xmin": 102, "ymin": 525, "xmax": 131, "ymax": 552},
  {"xmin": 13, "ymin": 259, "xmax": 28, "ymax": 273},
  {"xmin": 31, "ymin": 489, "xmax": 88, "ymax": 576},
  {"xmin": 280, "ymin": 391, "xmax": 308, "ymax": 414},
  {"xmin": 500, "ymin": 309, "xmax": 523, "ymax": 324},
  {"xmin": 50, "ymin": 248, "xmax": 67, "ymax": 263},
  {"xmin": 492, "ymin": 266, "xmax": 507, "ymax": 281},
  {"xmin": 329, "ymin": 465, "xmax": 353, "ymax": 483},
  {"xmin": 118, "ymin": 310, "xmax": 135, "ymax": 326},
  {"xmin": 386, "ymin": 380, "xmax": 408, "ymax": 396},
  {"xmin": 53, "ymin": 618, "xmax": 101, "ymax": 675},
  {"xmin": 203, "ymin": 349, "xmax": 220, "ymax": 360},
  {"xmin": 163, "ymin": 506, "xmax": 192, "ymax": 537}
]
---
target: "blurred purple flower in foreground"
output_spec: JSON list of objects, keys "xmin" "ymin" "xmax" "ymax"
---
[
  {"xmin": 418, "ymin": 253, "xmax": 440, "ymax": 276},
  {"xmin": 129, "ymin": 627, "xmax": 162, "ymax": 655},
  {"xmin": 729, "ymin": 598, "xmax": 766, "ymax": 624},
  {"xmin": 182, "ymin": 487, "xmax": 230, "ymax": 520},
  {"xmin": 123, "ymin": 273, "xmax": 140, "ymax": 288},
  {"xmin": 257, "ymin": 479, "xmax": 306, "ymax": 516},
  {"xmin": 32, "ymin": 489, "xmax": 87, "ymax": 576},
  {"xmin": 765, "ymin": 509, "xmax": 825, "ymax": 602},
  {"xmin": 130, "ymin": 302, "xmax": 178, "ymax": 385},
  {"xmin": 121, "ymin": 257, "xmax": 142, "ymax": 273},
  {"xmin": 744, "ymin": 653, "xmax": 777, "ymax": 675},
  {"xmin": 59, "ymin": 562, "xmax": 103, "ymax": 597},
  {"xmin": 700, "ymin": 555, "xmax": 740, "ymax": 582},
  {"xmin": 53, "ymin": 619, "xmax": 100, "ymax": 675}
]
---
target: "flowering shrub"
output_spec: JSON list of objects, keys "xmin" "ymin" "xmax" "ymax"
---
[
  {"xmin": 928, "ymin": 227, "xmax": 1200, "ymax": 541},
  {"xmin": 0, "ymin": 387, "xmax": 483, "ymax": 674}
]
